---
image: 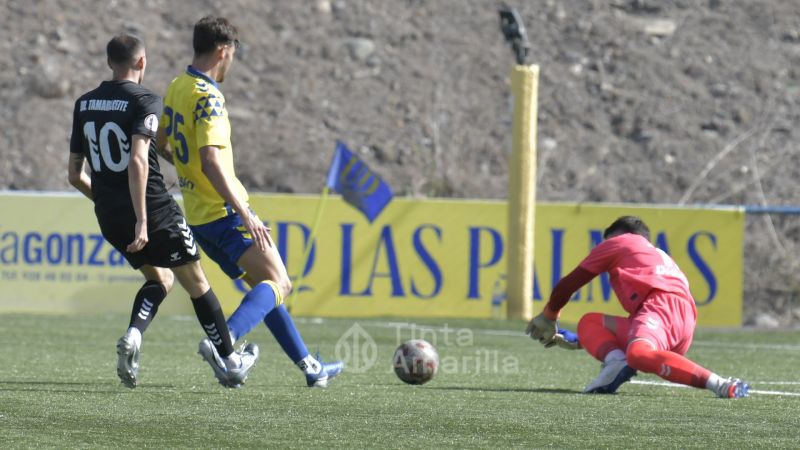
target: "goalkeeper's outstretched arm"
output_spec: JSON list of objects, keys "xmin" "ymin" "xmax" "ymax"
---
[
  {"xmin": 541, "ymin": 266, "xmax": 597, "ymax": 320},
  {"xmin": 525, "ymin": 266, "xmax": 595, "ymax": 346}
]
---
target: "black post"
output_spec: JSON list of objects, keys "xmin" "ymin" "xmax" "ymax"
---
[{"xmin": 498, "ymin": 4, "xmax": 530, "ymax": 65}]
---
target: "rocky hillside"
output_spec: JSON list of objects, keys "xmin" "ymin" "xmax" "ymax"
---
[{"xmin": 2, "ymin": 0, "xmax": 800, "ymax": 325}]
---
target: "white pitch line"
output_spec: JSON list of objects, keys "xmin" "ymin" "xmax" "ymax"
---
[
  {"xmin": 748, "ymin": 390, "xmax": 800, "ymax": 397},
  {"xmin": 631, "ymin": 379, "xmax": 800, "ymax": 397},
  {"xmin": 631, "ymin": 380, "xmax": 690, "ymax": 388},
  {"xmin": 690, "ymin": 341, "xmax": 800, "ymax": 351}
]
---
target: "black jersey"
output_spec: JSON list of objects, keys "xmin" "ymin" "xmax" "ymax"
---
[{"xmin": 70, "ymin": 80, "xmax": 174, "ymax": 229}]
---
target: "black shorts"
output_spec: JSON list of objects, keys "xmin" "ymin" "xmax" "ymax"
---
[{"xmin": 97, "ymin": 203, "xmax": 200, "ymax": 269}]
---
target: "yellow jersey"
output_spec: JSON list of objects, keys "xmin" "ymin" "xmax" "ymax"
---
[{"xmin": 161, "ymin": 66, "xmax": 248, "ymax": 225}]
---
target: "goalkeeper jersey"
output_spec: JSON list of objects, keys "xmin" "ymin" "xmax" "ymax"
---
[
  {"xmin": 162, "ymin": 66, "xmax": 248, "ymax": 225},
  {"xmin": 579, "ymin": 233, "xmax": 693, "ymax": 314}
]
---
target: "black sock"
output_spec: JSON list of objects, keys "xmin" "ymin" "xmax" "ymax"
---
[
  {"xmin": 128, "ymin": 281, "xmax": 167, "ymax": 333},
  {"xmin": 191, "ymin": 288, "xmax": 234, "ymax": 358}
]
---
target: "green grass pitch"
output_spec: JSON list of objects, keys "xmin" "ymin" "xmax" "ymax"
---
[{"xmin": 0, "ymin": 314, "xmax": 798, "ymax": 448}]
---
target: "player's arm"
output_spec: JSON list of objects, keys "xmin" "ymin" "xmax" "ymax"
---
[
  {"xmin": 543, "ymin": 267, "xmax": 597, "ymax": 320},
  {"xmin": 127, "ymin": 92, "xmax": 162, "ymax": 252},
  {"xmin": 67, "ymin": 102, "xmax": 93, "ymax": 200},
  {"xmin": 199, "ymin": 145, "xmax": 271, "ymax": 251},
  {"xmin": 525, "ymin": 266, "xmax": 596, "ymax": 344},
  {"xmin": 542, "ymin": 238, "xmax": 618, "ymax": 320},
  {"xmin": 126, "ymin": 134, "xmax": 150, "ymax": 253},
  {"xmin": 527, "ymin": 238, "xmax": 618, "ymax": 344},
  {"xmin": 155, "ymin": 126, "xmax": 173, "ymax": 165},
  {"xmin": 67, "ymin": 153, "xmax": 92, "ymax": 200}
]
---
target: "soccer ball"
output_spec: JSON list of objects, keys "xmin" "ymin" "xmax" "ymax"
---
[{"xmin": 393, "ymin": 339, "xmax": 439, "ymax": 385}]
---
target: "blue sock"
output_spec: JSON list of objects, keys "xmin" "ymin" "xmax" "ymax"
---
[
  {"xmin": 227, "ymin": 282, "xmax": 277, "ymax": 341},
  {"xmin": 264, "ymin": 305, "xmax": 309, "ymax": 363}
]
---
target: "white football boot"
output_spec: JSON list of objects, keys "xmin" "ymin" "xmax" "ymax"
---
[
  {"xmin": 198, "ymin": 338, "xmax": 260, "ymax": 388},
  {"xmin": 116, "ymin": 334, "xmax": 141, "ymax": 389},
  {"xmin": 583, "ymin": 359, "xmax": 637, "ymax": 394}
]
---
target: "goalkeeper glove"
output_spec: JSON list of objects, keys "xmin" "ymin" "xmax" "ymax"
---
[
  {"xmin": 525, "ymin": 312, "xmax": 558, "ymax": 344},
  {"xmin": 543, "ymin": 328, "xmax": 581, "ymax": 350}
]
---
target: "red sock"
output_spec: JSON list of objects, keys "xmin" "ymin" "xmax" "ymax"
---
[
  {"xmin": 577, "ymin": 313, "xmax": 622, "ymax": 362},
  {"xmin": 626, "ymin": 339, "xmax": 711, "ymax": 388}
]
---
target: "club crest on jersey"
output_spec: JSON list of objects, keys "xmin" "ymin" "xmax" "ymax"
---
[{"xmin": 144, "ymin": 114, "xmax": 159, "ymax": 132}]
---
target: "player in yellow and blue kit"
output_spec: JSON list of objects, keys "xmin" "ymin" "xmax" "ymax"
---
[{"xmin": 157, "ymin": 16, "xmax": 342, "ymax": 387}]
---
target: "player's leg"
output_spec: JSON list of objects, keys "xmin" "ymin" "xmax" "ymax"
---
[
  {"xmin": 577, "ymin": 312, "xmax": 629, "ymax": 363},
  {"xmin": 624, "ymin": 294, "xmax": 749, "ymax": 398},
  {"xmin": 226, "ymin": 262, "xmax": 283, "ymax": 341},
  {"xmin": 115, "ymin": 264, "xmax": 173, "ymax": 389},
  {"xmin": 99, "ymin": 214, "xmax": 173, "ymax": 389},
  {"xmin": 170, "ymin": 261, "xmax": 235, "ymax": 358},
  {"xmin": 191, "ymin": 214, "xmax": 342, "ymax": 386},
  {"xmin": 147, "ymin": 212, "xmax": 258, "ymax": 388},
  {"xmin": 189, "ymin": 216, "xmax": 280, "ymax": 341},
  {"xmin": 626, "ymin": 338, "xmax": 714, "ymax": 386},
  {"xmin": 128, "ymin": 265, "xmax": 174, "ymax": 340},
  {"xmin": 578, "ymin": 312, "xmax": 637, "ymax": 393},
  {"xmin": 171, "ymin": 260, "xmax": 259, "ymax": 387},
  {"xmin": 238, "ymin": 245, "xmax": 343, "ymax": 387},
  {"xmin": 626, "ymin": 340, "xmax": 748, "ymax": 397},
  {"xmin": 142, "ymin": 213, "xmax": 237, "ymax": 361}
]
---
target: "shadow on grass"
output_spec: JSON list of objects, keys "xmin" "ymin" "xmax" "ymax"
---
[
  {"xmin": 0, "ymin": 379, "xmax": 224, "ymax": 393},
  {"xmin": 0, "ymin": 380, "xmax": 106, "ymax": 387},
  {"xmin": 429, "ymin": 385, "xmax": 580, "ymax": 394}
]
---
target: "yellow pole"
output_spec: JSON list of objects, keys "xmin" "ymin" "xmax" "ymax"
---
[
  {"xmin": 285, "ymin": 187, "xmax": 330, "ymax": 312},
  {"xmin": 506, "ymin": 64, "xmax": 539, "ymax": 321}
]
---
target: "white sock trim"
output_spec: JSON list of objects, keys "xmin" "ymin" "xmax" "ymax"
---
[
  {"xmin": 706, "ymin": 373, "xmax": 723, "ymax": 392},
  {"xmin": 298, "ymin": 355, "xmax": 321, "ymax": 375},
  {"xmin": 126, "ymin": 327, "xmax": 142, "ymax": 347}
]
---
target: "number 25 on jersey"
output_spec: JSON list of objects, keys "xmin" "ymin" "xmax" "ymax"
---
[{"xmin": 163, "ymin": 106, "xmax": 189, "ymax": 164}]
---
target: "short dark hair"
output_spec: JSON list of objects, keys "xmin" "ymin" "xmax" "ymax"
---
[
  {"xmin": 603, "ymin": 216, "xmax": 650, "ymax": 240},
  {"xmin": 193, "ymin": 16, "xmax": 239, "ymax": 55},
  {"xmin": 107, "ymin": 34, "xmax": 144, "ymax": 67}
]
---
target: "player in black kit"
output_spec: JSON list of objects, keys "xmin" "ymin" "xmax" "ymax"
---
[{"xmin": 67, "ymin": 34, "xmax": 257, "ymax": 388}]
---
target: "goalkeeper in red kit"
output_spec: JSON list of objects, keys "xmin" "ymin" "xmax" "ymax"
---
[{"xmin": 526, "ymin": 216, "xmax": 750, "ymax": 398}]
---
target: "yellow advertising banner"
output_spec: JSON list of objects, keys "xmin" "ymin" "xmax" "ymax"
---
[
  {"xmin": 0, "ymin": 193, "xmax": 744, "ymax": 326},
  {"xmin": 0, "ymin": 193, "xmax": 197, "ymax": 315}
]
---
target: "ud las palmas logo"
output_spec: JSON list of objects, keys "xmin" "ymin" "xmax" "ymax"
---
[{"xmin": 335, "ymin": 323, "xmax": 378, "ymax": 373}]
